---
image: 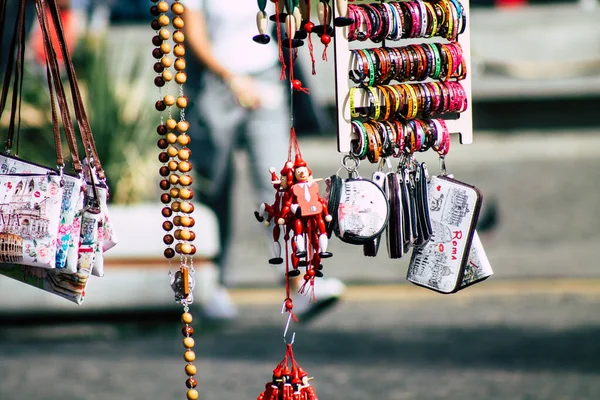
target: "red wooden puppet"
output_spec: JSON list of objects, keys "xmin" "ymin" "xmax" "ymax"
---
[
  {"xmin": 255, "ymin": 162, "xmax": 295, "ymax": 265},
  {"xmin": 279, "ymin": 155, "xmax": 333, "ymax": 266}
]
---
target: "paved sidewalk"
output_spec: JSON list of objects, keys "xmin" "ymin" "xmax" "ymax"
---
[{"xmin": 1, "ymin": 282, "xmax": 599, "ymax": 400}]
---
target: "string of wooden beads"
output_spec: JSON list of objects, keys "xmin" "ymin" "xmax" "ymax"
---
[{"xmin": 151, "ymin": 1, "xmax": 199, "ymax": 400}]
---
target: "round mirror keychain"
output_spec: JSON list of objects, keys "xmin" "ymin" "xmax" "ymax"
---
[{"xmin": 150, "ymin": 1, "xmax": 199, "ymax": 399}]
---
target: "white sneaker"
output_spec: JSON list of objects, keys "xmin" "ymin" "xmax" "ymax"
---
[
  {"xmin": 201, "ymin": 286, "xmax": 238, "ymax": 320},
  {"xmin": 294, "ymin": 277, "xmax": 345, "ymax": 323}
]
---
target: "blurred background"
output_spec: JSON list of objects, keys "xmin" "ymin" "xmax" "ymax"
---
[{"xmin": 1, "ymin": 0, "xmax": 599, "ymax": 399}]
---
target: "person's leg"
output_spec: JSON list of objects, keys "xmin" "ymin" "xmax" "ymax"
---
[
  {"xmin": 187, "ymin": 72, "xmax": 244, "ymax": 318},
  {"xmin": 206, "ymin": 150, "xmax": 235, "ymax": 282},
  {"xmin": 243, "ymin": 66, "xmax": 290, "ymax": 270},
  {"xmin": 244, "ymin": 67, "xmax": 290, "ymax": 203}
]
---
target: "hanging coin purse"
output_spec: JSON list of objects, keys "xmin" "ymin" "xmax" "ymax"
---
[
  {"xmin": 334, "ymin": 172, "xmax": 389, "ymax": 246},
  {"xmin": 407, "ymin": 175, "xmax": 482, "ymax": 294},
  {"xmin": 323, "ymin": 174, "xmax": 343, "ymax": 238},
  {"xmin": 363, "ymin": 171, "xmax": 387, "ymax": 256},
  {"xmin": 459, "ymin": 230, "xmax": 494, "ymax": 290}
]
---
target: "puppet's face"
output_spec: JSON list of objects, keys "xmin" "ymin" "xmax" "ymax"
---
[
  {"xmin": 295, "ymin": 166, "xmax": 309, "ymax": 182},
  {"xmin": 280, "ymin": 175, "xmax": 289, "ymax": 190}
]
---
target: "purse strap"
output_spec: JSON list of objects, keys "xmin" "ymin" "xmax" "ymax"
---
[
  {"xmin": 0, "ymin": 0, "xmax": 82, "ymax": 173},
  {"xmin": 37, "ymin": 0, "xmax": 101, "ymax": 206},
  {"xmin": 34, "ymin": 0, "xmax": 82, "ymax": 173},
  {"xmin": 0, "ymin": 0, "xmax": 26, "ymax": 153},
  {"xmin": 43, "ymin": 0, "xmax": 105, "ymax": 180}
]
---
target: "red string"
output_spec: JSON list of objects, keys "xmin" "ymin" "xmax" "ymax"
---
[
  {"xmin": 321, "ymin": 4, "xmax": 329, "ymax": 61},
  {"xmin": 283, "ymin": 230, "xmax": 299, "ymax": 323},
  {"xmin": 322, "ymin": 44, "xmax": 328, "ymax": 61},
  {"xmin": 307, "ymin": 0, "xmax": 316, "ymax": 74},
  {"xmin": 289, "ymin": 32, "xmax": 295, "ymax": 81},
  {"xmin": 308, "ymin": 34, "xmax": 316, "ymax": 75},
  {"xmin": 275, "ymin": 2, "xmax": 287, "ymax": 80},
  {"xmin": 284, "ymin": 230, "xmax": 291, "ymax": 300},
  {"xmin": 288, "ymin": 127, "xmax": 302, "ymax": 161}
]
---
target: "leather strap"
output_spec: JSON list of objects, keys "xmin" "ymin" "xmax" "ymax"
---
[
  {"xmin": 44, "ymin": 57, "xmax": 64, "ymax": 168},
  {"xmin": 0, "ymin": 0, "xmax": 18, "ymax": 123},
  {"xmin": 39, "ymin": 0, "xmax": 101, "ymax": 204},
  {"xmin": 0, "ymin": 0, "xmax": 82, "ymax": 171},
  {"xmin": 44, "ymin": 0, "xmax": 105, "ymax": 180},
  {"xmin": 34, "ymin": 0, "xmax": 81, "ymax": 171},
  {"xmin": 0, "ymin": 0, "xmax": 26, "ymax": 151}
]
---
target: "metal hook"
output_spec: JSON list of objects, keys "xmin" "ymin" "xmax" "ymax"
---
[
  {"xmin": 377, "ymin": 156, "xmax": 392, "ymax": 173},
  {"xmin": 341, "ymin": 154, "xmax": 360, "ymax": 179},
  {"xmin": 283, "ymin": 312, "xmax": 296, "ymax": 345},
  {"xmin": 281, "ymin": 301, "xmax": 296, "ymax": 345},
  {"xmin": 439, "ymin": 155, "xmax": 447, "ymax": 176}
]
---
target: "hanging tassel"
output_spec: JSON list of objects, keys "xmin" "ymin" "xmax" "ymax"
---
[
  {"xmin": 308, "ymin": 33, "xmax": 316, "ymax": 75},
  {"xmin": 257, "ymin": 344, "xmax": 319, "ymax": 400}
]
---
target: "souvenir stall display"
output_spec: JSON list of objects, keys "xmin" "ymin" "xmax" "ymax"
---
[
  {"xmin": 149, "ymin": 0, "xmax": 493, "ymax": 399},
  {"xmin": 328, "ymin": 0, "xmax": 493, "ymax": 293}
]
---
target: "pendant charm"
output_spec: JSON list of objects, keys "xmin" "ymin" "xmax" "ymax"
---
[{"xmin": 171, "ymin": 266, "xmax": 195, "ymax": 304}]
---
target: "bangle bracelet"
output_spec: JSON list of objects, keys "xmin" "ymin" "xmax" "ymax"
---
[
  {"xmin": 349, "ymin": 87, "xmax": 360, "ymax": 118},
  {"xmin": 365, "ymin": 85, "xmax": 381, "ymax": 120},
  {"xmin": 351, "ymin": 120, "xmax": 369, "ymax": 159},
  {"xmin": 418, "ymin": 1, "xmax": 428, "ymax": 38},
  {"xmin": 427, "ymin": 82, "xmax": 442, "ymax": 114},
  {"xmin": 349, "ymin": 50, "xmax": 366, "ymax": 84},
  {"xmin": 423, "ymin": 1, "xmax": 437, "ymax": 38},
  {"xmin": 362, "ymin": 49, "xmax": 376, "ymax": 86},
  {"xmin": 378, "ymin": 85, "xmax": 392, "ymax": 120},
  {"xmin": 404, "ymin": 121, "xmax": 416, "ymax": 154},
  {"xmin": 405, "ymin": 84, "xmax": 419, "ymax": 120},
  {"xmin": 429, "ymin": 43, "xmax": 442, "ymax": 80}
]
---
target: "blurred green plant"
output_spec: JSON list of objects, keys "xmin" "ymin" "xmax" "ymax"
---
[
  {"xmin": 3, "ymin": 36, "xmax": 157, "ymax": 205},
  {"xmin": 74, "ymin": 37, "xmax": 158, "ymax": 205}
]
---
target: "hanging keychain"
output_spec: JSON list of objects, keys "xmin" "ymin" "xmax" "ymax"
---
[
  {"xmin": 363, "ymin": 158, "xmax": 390, "ymax": 257},
  {"xmin": 407, "ymin": 123, "xmax": 486, "ymax": 294},
  {"xmin": 333, "ymin": 155, "xmax": 389, "ymax": 246},
  {"xmin": 151, "ymin": 1, "xmax": 199, "ymax": 399}
]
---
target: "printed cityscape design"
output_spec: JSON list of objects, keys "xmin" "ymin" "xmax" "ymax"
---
[{"xmin": 408, "ymin": 176, "xmax": 480, "ymax": 293}]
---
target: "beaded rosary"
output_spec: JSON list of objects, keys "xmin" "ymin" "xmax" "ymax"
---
[{"xmin": 150, "ymin": 1, "xmax": 199, "ymax": 400}]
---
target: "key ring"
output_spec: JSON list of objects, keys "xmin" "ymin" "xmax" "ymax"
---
[{"xmin": 340, "ymin": 154, "xmax": 361, "ymax": 179}]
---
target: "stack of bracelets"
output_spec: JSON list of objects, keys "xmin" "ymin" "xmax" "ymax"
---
[{"xmin": 345, "ymin": 0, "xmax": 467, "ymax": 164}]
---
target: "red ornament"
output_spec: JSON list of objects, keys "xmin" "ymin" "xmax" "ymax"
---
[
  {"xmin": 320, "ymin": 34, "xmax": 331, "ymax": 45},
  {"xmin": 304, "ymin": 21, "xmax": 314, "ymax": 33},
  {"xmin": 284, "ymin": 298, "xmax": 294, "ymax": 311},
  {"xmin": 292, "ymin": 79, "xmax": 303, "ymax": 91},
  {"xmin": 257, "ymin": 344, "xmax": 319, "ymax": 400}
]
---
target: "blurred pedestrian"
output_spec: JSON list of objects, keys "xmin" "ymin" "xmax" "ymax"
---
[{"xmin": 182, "ymin": 0, "xmax": 345, "ymax": 321}]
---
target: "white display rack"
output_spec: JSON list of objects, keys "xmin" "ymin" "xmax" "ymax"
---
[{"xmin": 331, "ymin": 0, "xmax": 474, "ymax": 154}]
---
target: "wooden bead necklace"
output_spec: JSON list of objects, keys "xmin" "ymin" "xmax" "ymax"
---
[{"xmin": 150, "ymin": 1, "xmax": 198, "ymax": 399}]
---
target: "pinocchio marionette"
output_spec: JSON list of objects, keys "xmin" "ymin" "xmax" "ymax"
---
[
  {"xmin": 281, "ymin": 154, "xmax": 332, "ymax": 260},
  {"xmin": 257, "ymin": 154, "xmax": 332, "ymax": 280}
]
